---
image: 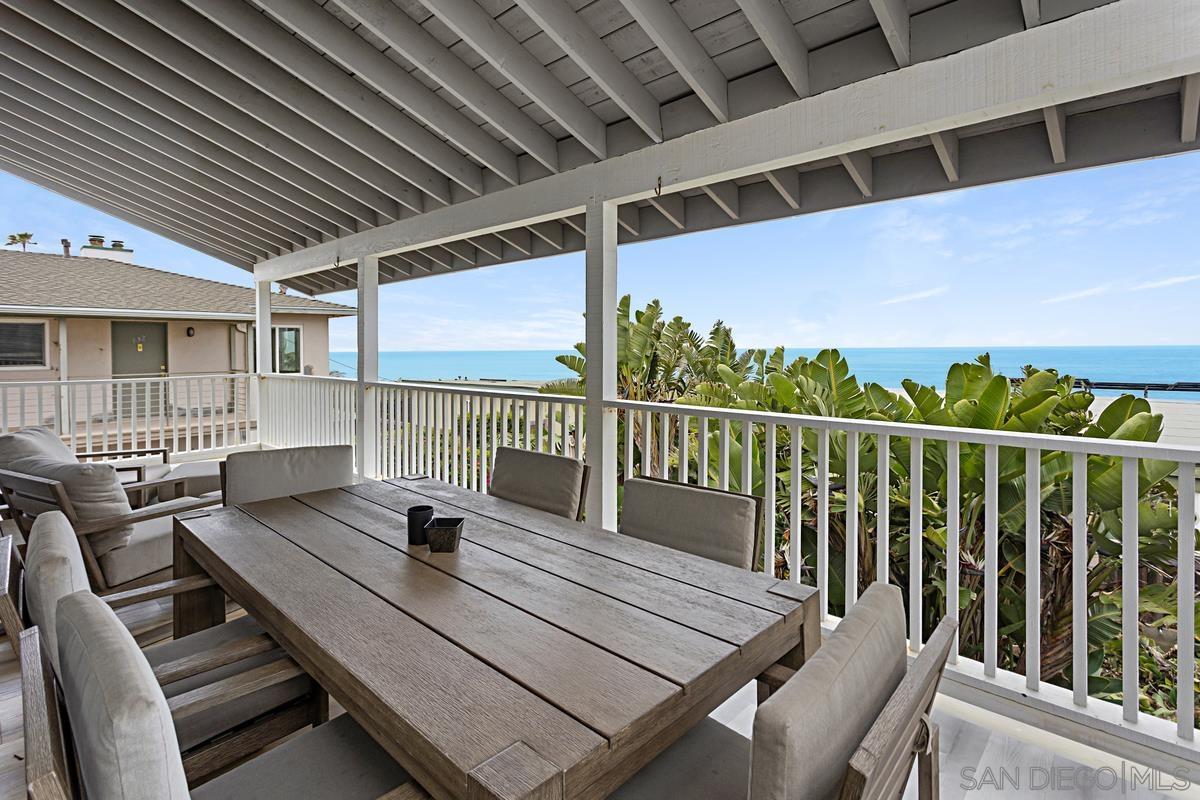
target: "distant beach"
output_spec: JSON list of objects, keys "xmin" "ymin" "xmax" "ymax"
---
[{"xmin": 331, "ymin": 345, "xmax": 1200, "ymax": 398}]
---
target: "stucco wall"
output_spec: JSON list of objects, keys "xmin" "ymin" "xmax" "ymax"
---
[{"xmin": 167, "ymin": 320, "xmax": 232, "ymax": 375}]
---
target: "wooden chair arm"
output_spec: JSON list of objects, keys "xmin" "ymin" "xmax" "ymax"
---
[
  {"xmin": 153, "ymin": 633, "xmax": 277, "ymax": 686},
  {"xmin": 76, "ymin": 448, "xmax": 168, "ymax": 461},
  {"xmin": 74, "ymin": 495, "xmax": 220, "ymax": 537},
  {"xmin": 0, "ymin": 535, "xmax": 12, "ymax": 600},
  {"xmin": 102, "ymin": 575, "xmax": 217, "ymax": 610},
  {"xmin": 167, "ymin": 657, "xmax": 305, "ymax": 720},
  {"xmin": 757, "ymin": 663, "xmax": 797, "ymax": 694}
]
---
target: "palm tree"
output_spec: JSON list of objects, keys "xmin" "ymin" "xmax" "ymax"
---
[{"xmin": 5, "ymin": 233, "xmax": 36, "ymax": 252}]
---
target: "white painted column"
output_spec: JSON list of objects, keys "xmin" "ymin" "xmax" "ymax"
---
[
  {"xmin": 356, "ymin": 256, "xmax": 380, "ymax": 479},
  {"xmin": 584, "ymin": 199, "xmax": 618, "ymax": 529},
  {"xmin": 254, "ymin": 280, "xmax": 273, "ymax": 445},
  {"xmin": 57, "ymin": 318, "xmax": 68, "ymax": 436}
]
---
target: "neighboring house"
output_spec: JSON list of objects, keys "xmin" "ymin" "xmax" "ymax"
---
[{"xmin": 0, "ymin": 242, "xmax": 353, "ymax": 382}]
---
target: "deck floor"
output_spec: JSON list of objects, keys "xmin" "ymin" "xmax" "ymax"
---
[{"xmin": 0, "ymin": 600, "xmax": 1190, "ymax": 799}]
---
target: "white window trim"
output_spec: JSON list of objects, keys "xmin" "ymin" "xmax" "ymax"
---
[{"xmin": 0, "ymin": 317, "xmax": 51, "ymax": 371}]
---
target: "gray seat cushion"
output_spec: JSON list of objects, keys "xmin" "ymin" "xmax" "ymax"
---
[
  {"xmin": 56, "ymin": 591, "xmax": 191, "ymax": 799},
  {"xmin": 192, "ymin": 713, "xmax": 414, "ymax": 800},
  {"xmin": 25, "ymin": 511, "xmax": 91, "ymax": 675},
  {"xmin": 98, "ymin": 514, "xmax": 174, "ymax": 587},
  {"xmin": 0, "ymin": 425, "xmax": 74, "ymax": 465},
  {"xmin": 488, "ymin": 446, "xmax": 586, "ymax": 519},
  {"xmin": 157, "ymin": 459, "xmax": 222, "ymax": 502},
  {"xmin": 143, "ymin": 615, "xmax": 311, "ymax": 751},
  {"xmin": 610, "ymin": 717, "xmax": 750, "ymax": 800},
  {"xmin": 6, "ymin": 454, "xmax": 134, "ymax": 557},
  {"xmin": 619, "ymin": 478, "xmax": 758, "ymax": 569},
  {"xmin": 750, "ymin": 583, "xmax": 908, "ymax": 800},
  {"xmin": 224, "ymin": 445, "xmax": 354, "ymax": 506}
]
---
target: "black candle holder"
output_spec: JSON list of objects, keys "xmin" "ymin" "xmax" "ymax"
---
[
  {"xmin": 425, "ymin": 517, "xmax": 464, "ymax": 553},
  {"xmin": 407, "ymin": 505, "xmax": 434, "ymax": 546}
]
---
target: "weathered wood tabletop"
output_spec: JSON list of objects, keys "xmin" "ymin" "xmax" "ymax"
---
[{"xmin": 173, "ymin": 477, "xmax": 819, "ymax": 800}]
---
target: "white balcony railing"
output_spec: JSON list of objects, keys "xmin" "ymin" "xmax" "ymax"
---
[
  {"xmin": 257, "ymin": 374, "xmax": 1199, "ymax": 771},
  {"xmin": 1, "ymin": 373, "xmax": 257, "ymax": 456}
]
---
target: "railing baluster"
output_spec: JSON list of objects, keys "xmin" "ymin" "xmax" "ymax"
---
[
  {"xmin": 1178, "ymin": 462, "xmax": 1196, "ymax": 740},
  {"xmin": 985, "ymin": 443, "xmax": 999, "ymax": 677},
  {"xmin": 574, "ymin": 403, "xmax": 583, "ymax": 463},
  {"xmin": 764, "ymin": 423, "xmax": 777, "ymax": 575},
  {"xmin": 1121, "ymin": 456, "xmax": 1139, "ymax": 723},
  {"xmin": 642, "ymin": 410, "xmax": 652, "ymax": 477},
  {"xmin": 718, "ymin": 418, "xmax": 730, "ymax": 490},
  {"xmin": 184, "ymin": 380, "xmax": 192, "ymax": 454},
  {"xmin": 85, "ymin": 385, "xmax": 94, "ymax": 453},
  {"xmin": 698, "ymin": 417, "xmax": 709, "ymax": 488},
  {"xmin": 947, "ymin": 440, "xmax": 960, "ymax": 664},
  {"xmin": 535, "ymin": 400, "xmax": 545, "ymax": 454},
  {"xmin": 817, "ymin": 427, "xmax": 829, "ymax": 620},
  {"xmin": 877, "ymin": 433, "xmax": 889, "ymax": 584},
  {"xmin": 1072, "ymin": 451, "xmax": 1087, "ymax": 706},
  {"xmin": 1026, "ymin": 447, "xmax": 1041, "ymax": 692},
  {"xmin": 846, "ymin": 431, "xmax": 859, "ymax": 609},
  {"xmin": 789, "ymin": 425, "xmax": 801, "ymax": 583},
  {"xmin": 659, "ymin": 412, "xmax": 670, "ymax": 478},
  {"xmin": 910, "ymin": 436, "xmax": 923, "ymax": 649},
  {"xmin": 740, "ymin": 420, "xmax": 752, "ymax": 496},
  {"xmin": 624, "ymin": 409, "xmax": 634, "ymax": 481}
]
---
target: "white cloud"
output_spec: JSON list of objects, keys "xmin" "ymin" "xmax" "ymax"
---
[
  {"xmin": 1041, "ymin": 284, "xmax": 1110, "ymax": 304},
  {"xmin": 1132, "ymin": 274, "xmax": 1200, "ymax": 290},
  {"xmin": 879, "ymin": 286, "xmax": 949, "ymax": 306}
]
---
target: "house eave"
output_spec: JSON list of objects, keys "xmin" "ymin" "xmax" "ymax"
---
[{"xmin": 0, "ymin": 304, "xmax": 355, "ymax": 320}]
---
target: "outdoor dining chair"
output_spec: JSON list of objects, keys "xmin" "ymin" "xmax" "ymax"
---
[
  {"xmin": 221, "ymin": 444, "xmax": 354, "ymax": 506},
  {"xmin": 488, "ymin": 445, "xmax": 590, "ymax": 520},
  {"xmin": 611, "ymin": 583, "xmax": 957, "ymax": 800},
  {"xmin": 618, "ymin": 476, "xmax": 763, "ymax": 570},
  {"xmin": 13, "ymin": 511, "xmax": 324, "ymax": 785},
  {"xmin": 21, "ymin": 593, "xmax": 425, "ymax": 800}
]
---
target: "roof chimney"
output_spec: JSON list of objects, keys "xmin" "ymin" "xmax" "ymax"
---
[
  {"xmin": 80, "ymin": 235, "xmax": 134, "ymax": 263},
  {"xmin": 61, "ymin": 238, "xmax": 71, "ymax": 257}
]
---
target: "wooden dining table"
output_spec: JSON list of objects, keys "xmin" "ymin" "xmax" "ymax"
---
[{"xmin": 172, "ymin": 477, "xmax": 820, "ymax": 800}]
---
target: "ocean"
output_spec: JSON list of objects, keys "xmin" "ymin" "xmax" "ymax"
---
[{"xmin": 330, "ymin": 346, "xmax": 1200, "ymax": 397}]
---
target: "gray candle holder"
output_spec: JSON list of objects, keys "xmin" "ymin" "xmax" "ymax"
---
[{"xmin": 425, "ymin": 517, "xmax": 464, "ymax": 553}]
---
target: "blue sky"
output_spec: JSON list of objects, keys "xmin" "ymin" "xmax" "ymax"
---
[{"xmin": 3, "ymin": 150, "xmax": 1199, "ymax": 352}]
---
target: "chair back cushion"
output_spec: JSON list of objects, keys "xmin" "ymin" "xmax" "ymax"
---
[
  {"xmin": 0, "ymin": 426, "xmax": 74, "ymax": 466},
  {"xmin": 56, "ymin": 591, "xmax": 190, "ymax": 800},
  {"xmin": 750, "ymin": 583, "xmax": 907, "ymax": 800},
  {"xmin": 224, "ymin": 445, "xmax": 354, "ymax": 506},
  {"xmin": 7, "ymin": 455, "xmax": 133, "ymax": 557},
  {"xmin": 488, "ymin": 446, "xmax": 587, "ymax": 519},
  {"xmin": 25, "ymin": 511, "xmax": 90, "ymax": 676},
  {"xmin": 619, "ymin": 478, "xmax": 758, "ymax": 569}
]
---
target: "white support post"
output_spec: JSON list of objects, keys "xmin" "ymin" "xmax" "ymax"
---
[
  {"xmin": 254, "ymin": 279, "xmax": 273, "ymax": 444},
  {"xmin": 584, "ymin": 198, "xmax": 618, "ymax": 529},
  {"xmin": 57, "ymin": 318, "xmax": 68, "ymax": 437},
  {"xmin": 357, "ymin": 255, "xmax": 380, "ymax": 479}
]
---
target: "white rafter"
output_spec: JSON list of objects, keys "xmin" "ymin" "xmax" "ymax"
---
[
  {"xmin": 617, "ymin": 0, "xmax": 728, "ymax": 123},
  {"xmin": 733, "ymin": 0, "xmax": 809, "ymax": 97},
  {"xmin": 838, "ymin": 151, "xmax": 873, "ymax": 197},
  {"xmin": 1182, "ymin": 74, "xmax": 1199, "ymax": 143},
  {"xmin": 763, "ymin": 169, "xmax": 800, "ymax": 209},
  {"xmin": 869, "ymin": 0, "xmax": 911, "ymax": 68},
  {"xmin": 930, "ymin": 131, "xmax": 960, "ymax": 182},
  {"xmin": 701, "ymin": 181, "xmax": 740, "ymax": 219},
  {"xmin": 1021, "ymin": 0, "xmax": 1041, "ymax": 28},
  {"xmin": 1043, "ymin": 105, "xmax": 1067, "ymax": 163},
  {"xmin": 427, "ymin": 0, "xmax": 608, "ymax": 159}
]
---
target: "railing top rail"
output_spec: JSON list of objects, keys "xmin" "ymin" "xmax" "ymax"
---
[
  {"xmin": 608, "ymin": 398, "xmax": 1200, "ymax": 464},
  {"xmin": 0, "ymin": 372, "xmax": 252, "ymax": 388},
  {"xmin": 375, "ymin": 379, "xmax": 584, "ymax": 403}
]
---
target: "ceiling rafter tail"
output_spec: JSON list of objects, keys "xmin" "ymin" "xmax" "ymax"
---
[
  {"xmin": 562, "ymin": 215, "xmax": 586, "ymax": 236},
  {"xmin": 0, "ymin": 157, "xmax": 254, "ymax": 269},
  {"xmin": 421, "ymin": 247, "xmax": 456, "ymax": 271},
  {"xmin": 284, "ymin": 273, "xmax": 328, "ymax": 295},
  {"xmin": 868, "ymin": 0, "xmax": 910, "ymax": 68},
  {"xmin": 233, "ymin": 0, "xmax": 504, "ymax": 191},
  {"xmin": 647, "ymin": 194, "xmax": 685, "ymax": 229},
  {"xmin": 0, "ymin": 150, "xmax": 255, "ymax": 266},
  {"xmin": 838, "ymin": 151, "xmax": 873, "ymax": 197},
  {"xmin": 294, "ymin": 270, "xmax": 339, "ymax": 292},
  {"xmin": 1043, "ymin": 105, "xmax": 1067, "ymax": 164},
  {"xmin": 378, "ymin": 256, "xmax": 412, "ymax": 279},
  {"xmin": 617, "ymin": 204, "xmax": 640, "ymax": 236},
  {"xmin": 1021, "ymin": 0, "xmax": 1041, "ymax": 28},
  {"xmin": 1, "ymin": 5, "xmax": 391, "ymax": 226},
  {"xmin": 617, "ymin": 0, "xmax": 728, "ymax": 123},
  {"xmin": 0, "ymin": 99, "xmax": 304, "ymax": 252},
  {"xmin": 763, "ymin": 169, "xmax": 799, "ymax": 209},
  {"xmin": 494, "ymin": 227, "xmax": 533, "ymax": 256},
  {"xmin": 332, "ymin": 0, "xmax": 557, "ymax": 176},
  {"xmin": 397, "ymin": 251, "xmax": 434, "ymax": 274},
  {"xmin": 427, "ymin": 0, "xmax": 608, "ymax": 159},
  {"xmin": 87, "ymin": 0, "xmax": 433, "ymax": 212},
  {"xmin": 0, "ymin": 80, "xmax": 323, "ymax": 247},
  {"xmin": 527, "ymin": 221, "xmax": 564, "ymax": 250},
  {"xmin": 701, "ymin": 182, "xmax": 739, "ymax": 219},
  {"xmin": 1181, "ymin": 74, "xmax": 1199, "ymax": 143},
  {"xmin": 441, "ymin": 240, "xmax": 478, "ymax": 266},
  {"xmin": 0, "ymin": 134, "xmax": 270, "ymax": 262},
  {"xmin": 465, "ymin": 233, "xmax": 505, "ymax": 259},
  {"xmin": 930, "ymin": 131, "xmax": 960, "ymax": 182},
  {"xmin": 733, "ymin": 0, "xmax": 809, "ymax": 98}
]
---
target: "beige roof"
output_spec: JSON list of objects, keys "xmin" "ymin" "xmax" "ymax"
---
[{"xmin": 0, "ymin": 250, "xmax": 353, "ymax": 318}]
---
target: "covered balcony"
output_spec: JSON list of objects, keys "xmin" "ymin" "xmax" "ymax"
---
[{"xmin": 0, "ymin": 0, "xmax": 1198, "ymax": 797}]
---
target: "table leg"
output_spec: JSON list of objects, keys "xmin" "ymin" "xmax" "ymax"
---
[
  {"xmin": 757, "ymin": 590, "xmax": 821, "ymax": 703},
  {"xmin": 173, "ymin": 529, "xmax": 225, "ymax": 638}
]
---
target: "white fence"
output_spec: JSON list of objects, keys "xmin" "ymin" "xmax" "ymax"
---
[
  {"xmin": 1, "ymin": 373, "xmax": 257, "ymax": 455},
  {"xmin": 215, "ymin": 376, "xmax": 1200, "ymax": 766}
]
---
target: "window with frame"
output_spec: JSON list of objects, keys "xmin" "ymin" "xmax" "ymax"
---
[
  {"xmin": 0, "ymin": 321, "xmax": 47, "ymax": 368},
  {"xmin": 251, "ymin": 325, "xmax": 302, "ymax": 374}
]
